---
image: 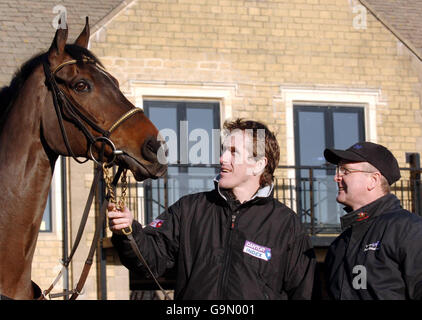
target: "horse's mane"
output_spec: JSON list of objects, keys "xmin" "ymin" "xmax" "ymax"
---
[{"xmin": 0, "ymin": 44, "xmax": 103, "ymax": 131}]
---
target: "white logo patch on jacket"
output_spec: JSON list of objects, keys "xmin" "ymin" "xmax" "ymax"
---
[
  {"xmin": 364, "ymin": 241, "xmax": 380, "ymax": 252},
  {"xmin": 149, "ymin": 219, "xmax": 163, "ymax": 228},
  {"xmin": 243, "ymin": 240, "xmax": 272, "ymax": 261}
]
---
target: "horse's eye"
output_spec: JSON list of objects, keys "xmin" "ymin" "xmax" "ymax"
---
[{"xmin": 73, "ymin": 81, "xmax": 90, "ymax": 92}]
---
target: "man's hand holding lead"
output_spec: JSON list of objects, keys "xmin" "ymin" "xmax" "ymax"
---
[{"xmin": 107, "ymin": 203, "xmax": 134, "ymax": 235}]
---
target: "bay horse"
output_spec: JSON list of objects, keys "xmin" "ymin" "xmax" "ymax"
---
[{"xmin": 0, "ymin": 19, "xmax": 167, "ymax": 299}]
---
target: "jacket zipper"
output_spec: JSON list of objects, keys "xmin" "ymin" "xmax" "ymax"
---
[
  {"xmin": 231, "ymin": 214, "xmax": 236, "ymax": 229},
  {"xmin": 217, "ymin": 211, "xmax": 238, "ymax": 298}
]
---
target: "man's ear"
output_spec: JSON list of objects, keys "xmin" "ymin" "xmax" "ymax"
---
[
  {"xmin": 368, "ymin": 172, "xmax": 382, "ymax": 191},
  {"xmin": 253, "ymin": 157, "xmax": 268, "ymax": 176}
]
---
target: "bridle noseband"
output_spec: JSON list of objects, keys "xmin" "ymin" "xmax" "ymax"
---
[{"xmin": 42, "ymin": 56, "xmax": 142, "ymax": 165}]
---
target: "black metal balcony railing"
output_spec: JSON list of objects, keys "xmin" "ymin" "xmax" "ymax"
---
[{"xmin": 116, "ymin": 164, "xmax": 422, "ymax": 236}]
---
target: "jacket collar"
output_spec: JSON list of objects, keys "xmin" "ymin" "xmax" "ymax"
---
[
  {"xmin": 213, "ymin": 174, "xmax": 273, "ymax": 204},
  {"xmin": 340, "ymin": 193, "xmax": 401, "ymax": 231}
]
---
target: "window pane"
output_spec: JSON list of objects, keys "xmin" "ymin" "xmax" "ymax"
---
[
  {"xmin": 148, "ymin": 105, "xmax": 178, "ymax": 133},
  {"xmin": 294, "ymin": 106, "xmax": 365, "ymax": 232},
  {"xmin": 148, "ymin": 104, "xmax": 178, "ymax": 164},
  {"xmin": 333, "ymin": 112, "xmax": 360, "ymax": 148},
  {"xmin": 187, "ymin": 106, "xmax": 213, "ymax": 165},
  {"xmin": 143, "ymin": 101, "xmax": 220, "ymax": 223},
  {"xmin": 298, "ymin": 111, "xmax": 326, "ymax": 166},
  {"xmin": 40, "ymin": 192, "xmax": 52, "ymax": 232}
]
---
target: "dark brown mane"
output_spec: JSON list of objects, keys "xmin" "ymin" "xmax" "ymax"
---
[{"xmin": 0, "ymin": 44, "xmax": 103, "ymax": 132}]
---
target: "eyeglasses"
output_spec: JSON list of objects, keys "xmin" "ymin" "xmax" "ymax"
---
[{"xmin": 336, "ymin": 165, "xmax": 378, "ymax": 177}]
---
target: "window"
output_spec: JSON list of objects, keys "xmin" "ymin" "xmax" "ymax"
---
[
  {"xmin": 294, "ymin": 105, "xmax": 365, "ymax": 232},
  {"xmin": 40, "ymin": 192, "xmax": 52, "ymax": 232},
  {"xmin": 38, "ymin": 157, "xmax": 63, "ymax": 234},
  {"xmin": 143, "ymin": 100, "xmax": 220, "ymax": 223}
]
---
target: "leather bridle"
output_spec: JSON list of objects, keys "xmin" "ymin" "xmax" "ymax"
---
[
  {"xmin": 42, "ymin": 55, "xmax": 142, "ymax": 165},
  {"xmin": 40, "ymin": 56, "xmax": 171, "ymax": 300}
]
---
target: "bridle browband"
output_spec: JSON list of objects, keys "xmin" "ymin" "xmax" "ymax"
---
[{"xmin": 42, "ymin": 55, "xmax": 142, "ymax": 165}]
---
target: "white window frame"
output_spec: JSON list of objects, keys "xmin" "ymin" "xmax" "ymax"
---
[
  {"xmin": 274, "ymin": 86, "xmax": 385, "ymax": 212},
  {"xmin": 278, "ymin": 86, "xmax": 384, "ymax": 169},
  {"xmin": 126, "ymin": 81, "xmax": 237, "ymax": 224},
  {"xmin": 129, "ymin": 80, "xmax": 236, "ymax": 123}
]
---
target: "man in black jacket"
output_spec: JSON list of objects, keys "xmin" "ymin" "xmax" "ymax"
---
[
  {"xmin": 108, "ymin": 119, "xmax": 316, "ymax": 299},
  {"xmin": 324, "ymin": 142, "xmax": 422, "ymax": 300}
]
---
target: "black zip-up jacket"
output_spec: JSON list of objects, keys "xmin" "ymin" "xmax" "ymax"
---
[
  {"xmin": 325, "ymin": 193, "xmax": 422, "ymax": 300},
  {"xmin": 112, "ymin": 183, "xmax": 316, "ymax": 300}
]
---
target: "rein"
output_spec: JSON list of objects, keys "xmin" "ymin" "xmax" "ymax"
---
[{"xmin": 40, "ymin": 57, "xmax": 171, "ymax": 300}]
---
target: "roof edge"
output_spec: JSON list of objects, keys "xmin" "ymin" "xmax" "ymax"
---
[
  {"xmin": 359, "ymin": 0, "xmax": 422, "ymax": 62},
  {"xmin": 88, "ymin": 0, "xmax": 138, "ymax": 41}
]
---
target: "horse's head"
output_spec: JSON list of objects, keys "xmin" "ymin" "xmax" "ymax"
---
[{"xmin": 41, "ymin": 18, "xmax": 167, "ymax": 180}]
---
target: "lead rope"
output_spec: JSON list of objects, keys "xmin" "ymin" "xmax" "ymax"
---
[
  {"xmin": 102, "ymin": 164, "xmax": 127, "ymax": 212},
  {"xmin": 68, "ymin": 165, "xmax": 123, "ymax": 300},
  {"xmin": 102, "ymin": 164, "xmax": 172, "ymax": 300}
]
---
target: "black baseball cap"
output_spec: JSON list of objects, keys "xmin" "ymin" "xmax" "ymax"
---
[{"xmin": 324, "ymin": 142, "xmax": 401, "ymax": 185}]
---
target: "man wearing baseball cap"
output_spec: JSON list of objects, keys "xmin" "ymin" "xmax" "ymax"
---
[{"xmin": 323, "ymin": 141, "xmax": 422, "ymax": 300}]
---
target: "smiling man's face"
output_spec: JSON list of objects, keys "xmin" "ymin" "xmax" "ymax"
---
[
  {"xmin": 218, "ymin": 130, "xmax": 262, "ymax": 199},
  {"xmin": 334, "ymin": 161, "xmax": 378, "ymax": 210}
]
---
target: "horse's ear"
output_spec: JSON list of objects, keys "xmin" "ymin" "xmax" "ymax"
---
[
  {"xmin": 74, "ymin": 17, "xmax": 90, "ymax": 48},
  {"xmin": 48, "ymin": 19, "xmax": 68, "ymax": 61}
]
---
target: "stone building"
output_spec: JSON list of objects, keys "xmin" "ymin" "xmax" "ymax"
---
[{"xmin": 1, "ymin": 0, "xmax": 422, "ymax": 299}]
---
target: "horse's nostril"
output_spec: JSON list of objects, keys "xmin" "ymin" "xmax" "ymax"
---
[
  {"xmin": 162, "ymin": 142, "xmax": 169, "ymax": 157},
  {"xmin": 147, "ymin": 140, "xmax": 155, "ymax": 153},
  {"xmin": 142, "ymin": 137, "xmax": 161, "ymax": 160}
]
